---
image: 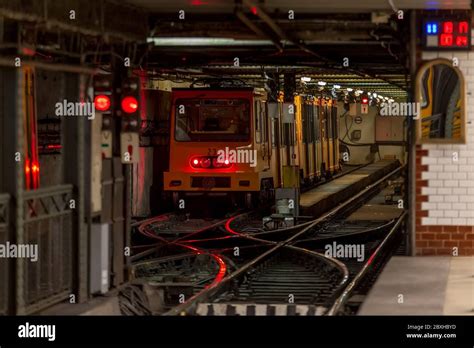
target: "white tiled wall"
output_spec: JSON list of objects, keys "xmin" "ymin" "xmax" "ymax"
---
[{"xmin": 420, "ymin": 40, "xmax": 474, "ymax": 226}]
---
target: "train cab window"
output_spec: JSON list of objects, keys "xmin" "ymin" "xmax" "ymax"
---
[
  {"xmin": 175, "ymin": 98, "xmax": 250, "ymax": 142},
  {"xmin": 255, "ymin": 101, "xmax": 261, "ymax": 143}
]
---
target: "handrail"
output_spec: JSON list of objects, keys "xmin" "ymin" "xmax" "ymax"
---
[{"xmin": 23, "ymin": 184, "xmax": 74, "ymax": 199}]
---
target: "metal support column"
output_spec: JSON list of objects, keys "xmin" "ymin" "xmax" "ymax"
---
[
  {"xmin": 63, "ymin": 72, "xmax": 88, "ymax": 302},
  {"xmin": 1, "ymin": 66, "xmax": 22, "ymax": 314},
  {"xmin": 124, "ymin": 164, "xmax": 132, "ymax": 281},
  {"xmin": 408, "ymin": 10, "xmax": 418, "ymax": 256},
  {"xmin": 14, "ymin": 68, "xmax": 25, "ymax": 314}
]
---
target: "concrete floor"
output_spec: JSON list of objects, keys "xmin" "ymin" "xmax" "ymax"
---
[
  {"xmin": 39, "ymin": 293, "xmax": 121, "ymax": 315},
  {"xmin": 358, "ymin": 256, "xmax": 474, "ymax": 315}
]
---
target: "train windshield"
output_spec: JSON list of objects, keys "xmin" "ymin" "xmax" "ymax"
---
[{"xmin": 175, "ymin": 98, "xmax": 250, "ymax": 142}]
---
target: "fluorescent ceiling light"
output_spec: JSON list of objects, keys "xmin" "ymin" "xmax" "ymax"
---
[{"xmin": 147, "ymin": 37, "xmax": 276, "ymax": 46}]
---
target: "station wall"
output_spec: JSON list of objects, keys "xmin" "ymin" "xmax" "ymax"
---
[
  {"xmin": 338, "ymin": 102, "xmax": 405, "ymax": 165},
  {"xmin": 415, "ymin": 47, "xmax": 474, "ymax": 256}
]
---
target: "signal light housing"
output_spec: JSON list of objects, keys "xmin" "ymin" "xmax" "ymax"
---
[
  {"xmin": 94, "ymin": 95, "xmax": 111, "ymax": 111},
  {"xmin": 121, "ymin": 96, "xmax": 138, "ymax": 114},
  {"xmin": 361, "ymin": 95, "xmax": 369, "ymax": 105}
]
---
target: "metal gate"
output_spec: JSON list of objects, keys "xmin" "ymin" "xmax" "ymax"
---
[
  {"xmin": 22, "ymin": 185, "xmax": 74, "ymax": 314},
  {"xmin": 0, "ymin": 193, "xmax": 10, "ymax": 315}
]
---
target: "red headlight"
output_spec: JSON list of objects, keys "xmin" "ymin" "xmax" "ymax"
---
[
  {"xmin": 212, "ymin": 157, "xmax": 232, "ymax": 168},
  {"xmin": 191, "ymin": 156, "xmax": 232, "ymax": 169},
  {"xmin": 191, "ymin": 157, "xmax": 201, "ymax": 168}
]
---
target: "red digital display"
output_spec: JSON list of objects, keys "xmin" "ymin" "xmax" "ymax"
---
[{"xmin": 424, "ymin": 18, "xmax": 471, "ymax": 50}]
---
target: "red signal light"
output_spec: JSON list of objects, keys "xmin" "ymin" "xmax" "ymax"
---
[
  {"xmin": 361, "ymin": 97, "xmax": 369, "ymax": 105},
  {"xmin": 121, "ymin": 96, "xmax": 138, "ymax": 114},
  {"xmin": 94, "ymin": 95, "xmax": 111, "ymax": 111}
]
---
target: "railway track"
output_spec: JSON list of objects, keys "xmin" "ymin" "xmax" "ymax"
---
[
  {"xmin": 161, "ymin": 166, "xmax": 404, "ymax": 316},
  {"xmin": 193, "ymin": 247, "xmax": 347, "ymax": 316},
  {"xmin": 119, "ymin": 164, "xmax": 406, "ymax": 316}
]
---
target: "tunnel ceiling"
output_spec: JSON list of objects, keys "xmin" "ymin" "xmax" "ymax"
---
[
  {"xmin": 124, "ymin": 0, "xmax": 471, "ymax": 13},
  {"xmin": 129, "ymin": 0, "xmax": 424, "ymax": 99}
]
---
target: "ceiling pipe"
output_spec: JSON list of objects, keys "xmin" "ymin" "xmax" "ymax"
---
[
  {"xmin": 235, "ymin": 10, "xmax": 284, "ymax": 52},
  {"xmin": 240, "ymin": 0, "xmax": 406, "ymax": 90}
]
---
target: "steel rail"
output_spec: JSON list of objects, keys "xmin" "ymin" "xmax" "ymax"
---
[
  {"xmin": 326, "ymin": 211, "xmax": 407, "ymax": 316},
  {"xmin": 163, "ymin": 164, "xmax": 404, "ymax": 315}
]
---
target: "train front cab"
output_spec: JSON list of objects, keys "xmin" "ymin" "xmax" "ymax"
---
[{"xmin": 164, "ymin": 88, "xmax": 277, "ymax": 207}]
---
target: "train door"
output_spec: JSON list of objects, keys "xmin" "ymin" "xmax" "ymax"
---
[
  {"xmin": 331, "ymin": 103, "xmax": 340, "ymax": 172},
  {"xmin": 307, "ymin": 98, "xmax": 318, "ymax": 181},
  {"xmin": 280, "ymin": 101, "xmax": 296, "ymax": 167},
  {"xmin": 269, "ymin": 101, "xmax": 282, "ymax": 188},
  {"xmin": 326, "ymin": 99, "xmax": 334, "ymax": 173},
  {"xmin": 294, "ymin": 96, "xmax": 307, "ymax": 183},
  {"xmin": 314, "ymin": 99, "xmax": 322, "ymax": 179},
  {"xmin": 320, "ymin": 99, "xmax": 329, "ymax": 176},
  {"xmin": 303, "ymin": 98, "xmax": 314, "ymax": 182}
]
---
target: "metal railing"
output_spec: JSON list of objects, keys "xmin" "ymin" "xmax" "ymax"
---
[
  {"xmin": 22, "ymin": 185, "xmax": 74, "ymax": 314},
  {"xmin": 0, "ymin": 193, "xmax": 10, "ymax": 315}
]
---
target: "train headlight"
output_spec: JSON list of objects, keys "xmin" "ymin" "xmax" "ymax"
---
[
  {"xmin": 213, "ymin": 157, "xmax": 232, "ymax": 168},
  {"xmin": 190, "ymin": 157, "xmax": 201, "ymax": 168},
  {"xmin": 191, "ymin": 156, "xmax": 232, "ymax": 169}
]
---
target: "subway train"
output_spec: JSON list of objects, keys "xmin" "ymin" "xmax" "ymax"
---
[{"xmin": 163, "ymin": 82, "xmax": 341, "ymax": 207}]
